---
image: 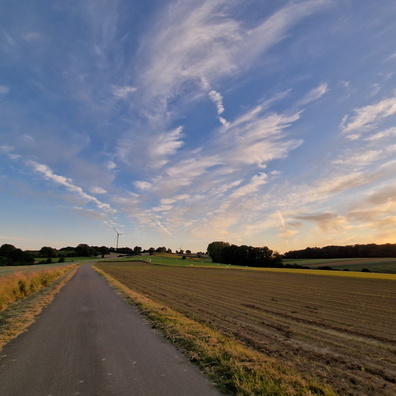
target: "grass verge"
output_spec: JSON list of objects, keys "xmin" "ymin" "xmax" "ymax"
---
[
  {"xmin": 0, "ymin": 265, "xmax": 78, "ymax": 351},
  {"xmin": 94, "ymin": 265, "xmax": 337, "ymax": 396},
  {"xmin": 0, "ymin": 265, "xmax": 76, "ymax": 311}
]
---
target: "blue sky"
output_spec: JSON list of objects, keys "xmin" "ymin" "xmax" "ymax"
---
[{"xmin": 1, "ymin": 0, "xmax": 396, "ymax": 253}]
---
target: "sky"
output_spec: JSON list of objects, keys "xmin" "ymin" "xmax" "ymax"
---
[{"xmin": 1, "ymin": 0, "xmax": 396, "ymax": 254}]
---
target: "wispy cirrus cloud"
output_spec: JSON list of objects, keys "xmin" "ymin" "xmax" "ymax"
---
[
  {"xmin": 0, "ymin": 85, "xmax": 10, "ymax": 94},
  {"xmin": 113, "ymin": 86, "xmax": 137, "ymax": 99},
  {"xmin": 27, "ymin": 160, "xmax": 116, "ymax": 214},
  {"xmin": 217, "ymin": 108, "xmax": 303, "ymax": 168},
  {"xmin": 296, "ymin": 212, "xmax": 346, "ymax": 232},
  {"xmin": 298, "ymin": 83, "xmax": 329, "ymax": 106},
  {"xmin": 365, "ymin": 126, "xmax": 396, "ymax": 141},
  {"xmin": 342, "ymin": 95, "xmax": 396, "ymax": 137},
  {"xmin": 332, "ymin": 149, "xmax": 383, "ymax": 168},
  {"xmin": 139, "ymin": 0, "xmax": 330, "ymax": 113},
  {"xmin": 22, "ymin": 32, "xmax": 41, "ymax": 42},
  {"xmin": 148, "ymin": 127, "xmax": 185, "ymax": 168}
]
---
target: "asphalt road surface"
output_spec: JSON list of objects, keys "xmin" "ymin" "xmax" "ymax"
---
[{"xmin": 0, "ymin": 264, "xmax": 222, "ymax": 396}]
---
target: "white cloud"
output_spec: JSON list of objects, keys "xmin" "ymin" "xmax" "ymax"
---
[
  {"xmin": 231, "ymin": 173, "xmax": 268, "ymax": 199},
  {"xmin": 385, "ymin": 52, "xmax": 396, "ymax": 62},
  {"xmin": 276, "ymin": 210, "xmax": 286, "ymax": 228},
  {"xmin": 161, "ymin": 194, "xmax": 190, "ymax": 205},
  {"xmin": 22, "ymin": 32, "xmax": 41, "ymax": 42},
  {"xmin": 342, "ymin": 95, "xmax": 396, "ymax": 136},
  {"xmin": 113, "ymin": 86, "xmax": 137, "ymax": 99},
  {"xmin": 0, "ymin": 86, "xmax": 10, "ymax": 94},
  {"xmin": 70, "ymin": 206, "xmax": 108, "ymax": 220},
  {"xmin": 218, "ymin": 108, "xmax": 303, "ymax": 167},
  {"xmin": 296, "ymin": 212, "xmax": 346, "ymax": 232},
  {"xmin": 90, "ymin": 186, "xmax": 107, "ymax": 194},
  {"xmin": 148, "ymin": 126, "xmax": 185, "ymax": 168},
  {"xmin": 139, "ymin": 0, "xmax": 330, "ymax": 115},
  {"xmin": 106, "ymin": 161, "xmax": 117, "ymax": 170},
  {"xmin": 0, "ymin": 145, "xmax": 14, "ymax": 153},
  {"xmin": 135, "ymin": 181, "xmax": 152, "ymax": 190},
  {"xmin": 218, "ymin": 116, "xmax": 230, "ymax": 127},
  {"xmin": 298, "ymin": 83, "xmax": 329, "ymax": 105},
  {"xmin": 155, "ymin": 219, "xmax": 172, "ymax": 236},
  {"xmin": 209, "ymin": 90, "xmax": 225, "ymax": 114},
  {"xmin": 27, "ymin": 160, "xmax": 116, "ymax": 214},
  {"xmin": 153, "ymin": 205, "xmax": 173, "ymax": 212},
  {"xmin": 161, "ymin": 155, "xmax": 220, "ymax": 189},
  {"xmin": 365, "ymin": 127, "xmax": 396, "ymax": 141},
  {"xmin": 333, "ymin": 149, "xmax": 383, "ymax": 167}
]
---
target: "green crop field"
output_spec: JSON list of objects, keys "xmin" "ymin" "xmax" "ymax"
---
[
  {"xmin": 106, "ymin": 254, "xmax": 229, "ymax": 267},
  {"xmin": 0, "ymin": 262, "xmax": 83, "ymax": 278},
  {"xmin": 283, "ymin": 257, "xmax": 396, "ymax": 273}
]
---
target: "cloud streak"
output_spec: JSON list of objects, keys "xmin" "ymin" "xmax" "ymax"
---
[
  {"xmin": 27, "ymin": 160, "xmax": 116, "ymax": 214},
  {"xmin": 342, "ymin": 95, "xmax": 396, "ymax": 137},
  {"xmin": 298, "ymin": 83, "xmax": 329, "ymax": 106}
]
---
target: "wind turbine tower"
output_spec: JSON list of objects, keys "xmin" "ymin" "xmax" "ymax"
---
[{"xmin": 113, "ymin": 227, "xmax": 125, "ymax": 250}]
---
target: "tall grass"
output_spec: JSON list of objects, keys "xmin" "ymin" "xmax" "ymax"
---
[{"xmin": 0, "ymin": 266, "xmax": 74, "ymax": 311}]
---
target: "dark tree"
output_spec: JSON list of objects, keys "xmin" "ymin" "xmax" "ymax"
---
[
  {"xmin": 39, "ymin": 246, "xmax": 57, "ymax": 258},
  {"xmin": 207, "ymin": 241, "xmax": 230, "ymax": 263},
  {"xmin": 0, "ymin": 244, "xmax": 34, "ymax": 266},
  {"xmin": 133, "ymin": 246, "xmax": 142, "ymax": 254},
  {"xmin": 76, "ymin": 244, "xmax": 91, "ymax": 257},
  {"xmin": 0, "ymin": 244, "xmax": 17, "ymax": 257},
  {"xmin": 284, "ymin": 243, "xmax": 396, "ymax": 259}
]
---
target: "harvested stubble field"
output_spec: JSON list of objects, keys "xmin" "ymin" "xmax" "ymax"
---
[{"xmin": 96, "ymin": 261, "xmax": 396, "ymax": 396}]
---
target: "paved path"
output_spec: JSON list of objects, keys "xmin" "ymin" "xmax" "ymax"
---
[{"xmin": 0, "ymin": 264, "xmax": 222, "ymax": 396}]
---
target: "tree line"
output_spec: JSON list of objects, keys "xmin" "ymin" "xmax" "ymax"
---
[
  {"xmin": 0, "ymin": 243, "xmax": 114, "ymax": 266},
  {"xmin": 0, "ymin": 244, "xmax": 35, "ymax": 266},
  {"xmin": 284, "ymin": 243, "xmax": 396, "ymax": 259},
  {"xmin": 207, "ymin": 241, "xmax": 282, "ymax": 267},
  {"xmin": 0, "ymin": 243, "xmax": 192, "ymax": 266}
]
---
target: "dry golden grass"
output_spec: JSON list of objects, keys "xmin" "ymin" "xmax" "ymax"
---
[
  {"xmin": 0, "ymin": 266, "xmax": 75, "ymax": 311},
  {"xmin": 0, "ymin": 265, "xmax": 78, "ymax": 350}
]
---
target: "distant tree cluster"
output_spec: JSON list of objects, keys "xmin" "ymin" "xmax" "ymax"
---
[
  {"xmin": 0, "ymin": 242, "xmax": 147, "ymax": 267},
  {"xmin": 284, "ymin": 243, "xmax": 396, "ymax": 259},
  {"xmin": 0, "ymin": 244, "xmax": 35, "ymax": 266},
  {"xmin": 39, "ymin": 244, "xmax": 111, "ymax": 259},
  {"xmin": 207, "ymin": 241, "xmax": 282, "ymax": 267}
]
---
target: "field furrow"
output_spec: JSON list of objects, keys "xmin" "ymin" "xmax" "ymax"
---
[{"xmin": 97, "ymin": 261, "xmax": 396, "ymax": 395}]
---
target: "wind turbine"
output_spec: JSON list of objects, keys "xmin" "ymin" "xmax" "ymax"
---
[{"xmin": 113, "ymin": 227, "xmax": 125, "ymax": 250}]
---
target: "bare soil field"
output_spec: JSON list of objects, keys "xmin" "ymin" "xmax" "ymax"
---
[{"xmin": 96, "ymin": 261, "xmax": 396, "ymax": 396}]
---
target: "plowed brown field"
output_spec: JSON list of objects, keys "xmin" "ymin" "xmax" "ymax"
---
[{"xmin": 96, "ymin": 261, "xmax": 396, "ymax": 396}]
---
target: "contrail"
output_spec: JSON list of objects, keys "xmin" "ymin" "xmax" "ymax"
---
[
  {"xmin": 276, "ymin": 210, "xmax": 286, "ymax": 229},
  {"xmin": 155, "ymin": 219, "xmax": 172, "ymax": 236}
]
